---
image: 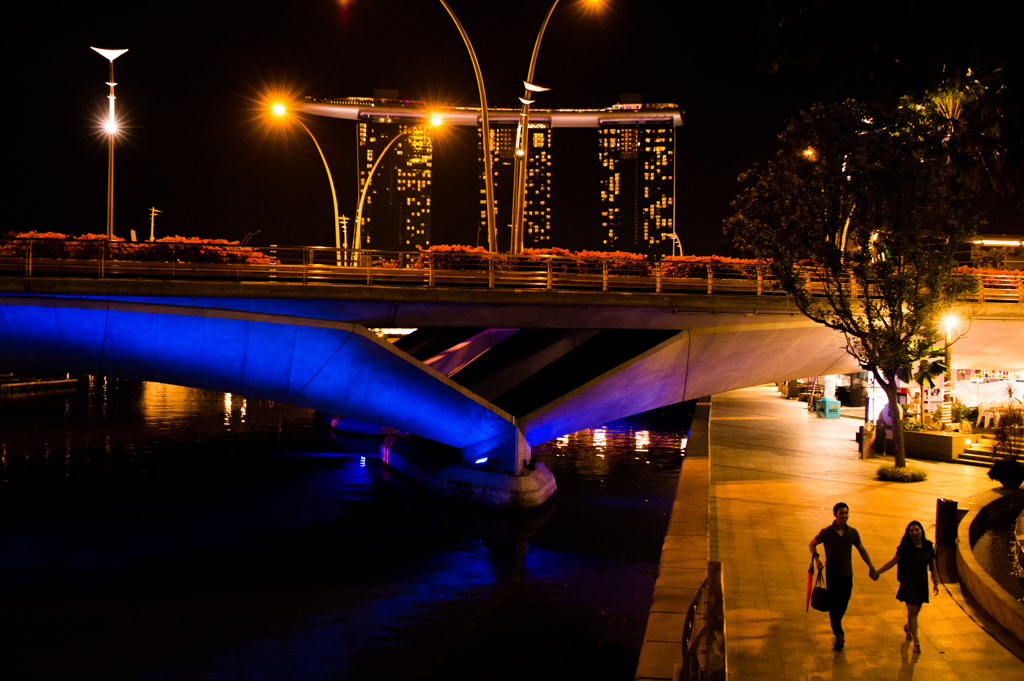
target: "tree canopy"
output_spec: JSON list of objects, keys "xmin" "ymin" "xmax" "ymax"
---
[{"xmin": 725, "ymin": 98, "xmax": 983, "ymax": 466}]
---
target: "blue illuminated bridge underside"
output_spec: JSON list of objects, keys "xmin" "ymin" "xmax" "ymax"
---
[{"xmin": 3, "ymin": 280, "xmax": 1023, "ymax": 475}]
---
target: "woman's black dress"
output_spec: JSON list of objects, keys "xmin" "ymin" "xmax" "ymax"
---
[{"xmin": 896, "ymin": 540, "xmax": 935, "ymax": 605}]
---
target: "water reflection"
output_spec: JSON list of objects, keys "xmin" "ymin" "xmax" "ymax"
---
[{"xmin": 1, "ymin": 380, "xmax": 694, "ymax": 680}]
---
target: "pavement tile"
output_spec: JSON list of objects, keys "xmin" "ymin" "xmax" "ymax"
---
[
  {"xmin": 634, "ymin": 640, "xmax": 681, "ymax": 680},
  {"xmin": 708, "ymin": 386, "xmax": 1024, "ymax": 681}
]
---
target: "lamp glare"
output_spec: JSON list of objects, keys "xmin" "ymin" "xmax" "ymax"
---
[{"xmin": 272, "ymin": 103, "xmax": 286, "ymax": 117}]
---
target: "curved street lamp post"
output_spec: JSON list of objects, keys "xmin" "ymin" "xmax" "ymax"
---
[
  {"xmin": 510, "ymin": 0, "xmax": 561, "ymax": 255},
  {"xmin": 272, "ymin": 104, "xmax": 343, "ymax": 266},
  {"xmin": 353, "ymin": 120, "xmax": 441, "ymax": 258},
  {"xmin": 510, "ymin": 0, "xmax": 602, "ymax": 254},
  {"xmin": 437, "ymin": 0, "xmax": 497, "ymax": 253}
]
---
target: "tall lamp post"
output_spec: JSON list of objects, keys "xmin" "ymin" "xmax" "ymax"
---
[
  {"xmin": 91, "ymin": 47, "xmax": 128, "ymax": 241},
  {"xmin": 510, "ymin": 0, "xmax": 602, "ymax": 254},
  {"xmin": 353, "ymin": 118, "xmax": 442, "ymax": 254},
  {"xmin": 510, "ymin": 0, "xmax": 560, "ymax": 255},
  {"xmin": 437, "ymin": 0, "xmax": 496, "ymax": 253},
  {"xmin": 941, "ymin": 312, "xmax": 964, "ymax": 427},
  {"xmin": 271, "ymin": 103, "xmax": 342, "ymax": 265}
]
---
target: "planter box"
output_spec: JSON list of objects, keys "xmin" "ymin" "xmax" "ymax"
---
[{"xmin": 903, "ymin": 430, "xmax": 972, "ymax": 463}]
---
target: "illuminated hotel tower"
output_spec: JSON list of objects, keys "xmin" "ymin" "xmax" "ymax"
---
[
  {"xmin": 357, "ymin": 116, "xmax": 433, "ymax": 251},
  {"xmin": 598, "ymin": 117, "xmax": 675, "ymax": 256},
  {"xmin": 479, "ymin": 122, "xmax": 553, "ymax": 248},
  {"xmin": 303, "ymin": 96, "xmax": 681, "ymax": 253}
]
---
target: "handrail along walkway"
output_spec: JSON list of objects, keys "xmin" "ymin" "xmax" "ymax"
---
[{"xmin": 2, "ymin": 239, "xmax": 1022, "ymax": 303}]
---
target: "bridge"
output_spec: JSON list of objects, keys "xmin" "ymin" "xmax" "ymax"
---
[{"xmin": 3, "ymin": 242, "xmax": 1023, "ymax": 506}]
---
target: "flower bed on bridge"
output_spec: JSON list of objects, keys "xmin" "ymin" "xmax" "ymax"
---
[
  {"xmin": 660, "ymin": 254, "xmax": 763, "ymax": 279},
  {"xmin": 413, "ymin": 245, "xmax": 652, "ymax": 275},
  {"xmin": 2, "ymin": 232, "xmax": 276, "ymax": 265}
]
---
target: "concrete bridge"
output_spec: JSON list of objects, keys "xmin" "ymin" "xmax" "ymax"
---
[{"xmin": 3, "ymin": 276, "xmax": 1023, "ymax": 505}]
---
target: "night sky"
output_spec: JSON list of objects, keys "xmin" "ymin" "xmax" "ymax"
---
[{"xmin": 17, "ymin": 1, "xmax": 1023, "ymax": 256}]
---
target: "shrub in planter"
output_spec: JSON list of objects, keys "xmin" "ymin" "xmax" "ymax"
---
[
  {"xmin": 988, "ymin": 458, "xmax": 1024, "ymax": 489},
  {"xmin": 988, "ymin": 406, "xmax": 1024, "ymax": 489},
  {"xmin": 877, "ymin": 464, "xmax": 928, "ymax": 483},
  {"xmin": 951, "ymin": 403, "xmax": 978, "ymax": 425},
  {"xmin": 991, "ymin": 406, "xmax": 1024, "ymax": 459}
]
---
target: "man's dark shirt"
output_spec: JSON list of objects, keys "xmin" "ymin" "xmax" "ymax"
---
[{"xmin": 814, "ymin": 523, "xmax": 861, "ymax": 577}]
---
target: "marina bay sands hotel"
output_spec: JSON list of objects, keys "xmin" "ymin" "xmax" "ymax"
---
[{"xmin": 302, "ymin": 94, "xmax": 684, "ymax": 255}]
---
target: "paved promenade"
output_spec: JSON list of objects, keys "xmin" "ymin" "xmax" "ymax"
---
[{"xmin": 711, "ymin": 386, "xmax": 1024, "ymax": 680}]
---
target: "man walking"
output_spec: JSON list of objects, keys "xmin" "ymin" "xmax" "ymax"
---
[{"xmin": 809, "ymin": 502, "xmax": 877, "ymax": 651}]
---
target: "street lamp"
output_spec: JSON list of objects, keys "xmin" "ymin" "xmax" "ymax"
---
[
  {"xmin": 271, "ymin": 102, "xmax": 342, "ymax": 265},
  {"xmin": 663, "ymin": 231, "xmax": 681, "ymax": 256},
  {"xmin": 941, "ymin": 312, "xmax": 966, "ymax": 426},
  {"xmin": 91, "ymin": 47, "xmax": 128, "ymax": 241},
  {"xmin": 353, "ymin": 118, "xmax": 442, "ymax": 256},
  {"xmin": 437, "ymin": 0, "xmax": 497, "ymax": 253},
  {"xmin": 510, "ymin": 0, "xmax": 602, "ymax": 254}
]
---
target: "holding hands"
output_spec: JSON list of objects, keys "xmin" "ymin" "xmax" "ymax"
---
[{"xmin": 869, "ymin": 568, "xmax": 879, "ymax": 581}]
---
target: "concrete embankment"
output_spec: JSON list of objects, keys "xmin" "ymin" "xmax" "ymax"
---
[
  {"xmin": 635, "ymin": 398, "xmax": 711, "ymax": 681},
  {"xmin": 1, "ymin": 375, "xmax": 79, "ymax": 396}
]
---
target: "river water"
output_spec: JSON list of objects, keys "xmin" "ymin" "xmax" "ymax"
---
[{"xmin": 1, "ymin": 378, "xmax": 693, "ymax": 680}]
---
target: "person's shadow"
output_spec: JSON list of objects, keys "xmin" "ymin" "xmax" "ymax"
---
[{"xmin": 897, "ymin": 640, "xmax": 920, "ymax": 680}]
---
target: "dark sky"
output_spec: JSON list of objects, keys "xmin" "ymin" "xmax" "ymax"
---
[{"xmin": 17, "ymin": 1, "xmax": 1023, "ymax": 256}]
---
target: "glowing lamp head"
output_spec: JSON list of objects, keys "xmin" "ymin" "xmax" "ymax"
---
[
  {"xmin": 803, "ymin": 147, "xmax": 817, "ymax": 161},
  {"xmin": 272, "ymin": 103, "xmax": 287, "ymax": 117},
  {"xmin": 429, "ymin": 115, "xmax": 443, "ymax": 127},
  {"xmin": 104, "ymin": 119, "xmax": 118, "ymax": 134},
  {"xmin": 941, "ymin": 312, "xmax": 961, "ymax": 336}
]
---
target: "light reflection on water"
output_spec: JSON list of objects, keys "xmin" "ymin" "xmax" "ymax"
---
[{"xmin": 1, "ymin": 379, "xmax": 693, "ymax": 680}]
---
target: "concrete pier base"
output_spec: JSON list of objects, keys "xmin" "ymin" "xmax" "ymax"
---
[{"xmin": 379, "ymin": 434, "xmax": 557, "ymax": 511}]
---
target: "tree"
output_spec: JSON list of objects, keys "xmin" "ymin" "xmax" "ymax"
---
[{"xmin": 725, "ymin": 99, "xmax": 981, "ymax": 467}]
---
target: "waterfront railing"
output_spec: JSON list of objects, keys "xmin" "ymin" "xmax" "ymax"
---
[
  {"xmin": 680, "ymin": 561, "xmax": 726, "ymax": 681},
  {"xmin": 2, "ymin": 239, "xmax": 1022, "ymax": 303}
]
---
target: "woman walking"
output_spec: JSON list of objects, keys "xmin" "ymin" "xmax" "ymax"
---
[{"xmin": 874, "ymin": 520, "xmax": 939, "ymax": 653}]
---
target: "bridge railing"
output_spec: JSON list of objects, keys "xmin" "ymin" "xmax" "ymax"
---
[{"xmin": 2, "ymin": 238, "xmax": 1022, "ymax": 303}]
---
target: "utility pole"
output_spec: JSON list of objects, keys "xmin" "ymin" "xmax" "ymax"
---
[{"xmin": 149, "ymin": 207, "xmax": 161, "ymax": 242}]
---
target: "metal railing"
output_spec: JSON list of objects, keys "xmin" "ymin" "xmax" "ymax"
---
[
  {"xmin": 681, "ymin": 561, "xmax": 726, "ymax": 681},
  {"xmin": 2, "ymin": 239, "xmax": 1022, "ymax": 303}
]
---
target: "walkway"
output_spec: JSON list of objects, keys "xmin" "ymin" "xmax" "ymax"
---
[{"xmin": 712, "ymin": 386, "xmax": 1024, "ymax": 680}]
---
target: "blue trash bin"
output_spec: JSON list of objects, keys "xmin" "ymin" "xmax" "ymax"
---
[{"xmin": 816, "ymin": 397, "xmax": 841, "ymax": 419}]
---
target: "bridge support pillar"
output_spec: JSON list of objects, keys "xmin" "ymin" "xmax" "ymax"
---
[{"xmin": 462, "ymin": 426, "xmax": 531, "ymax": 474}]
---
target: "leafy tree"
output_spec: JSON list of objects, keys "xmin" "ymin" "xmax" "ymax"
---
[{"xmin": 725, "ymin": 99, "xmax": 981, "ymax": 467}]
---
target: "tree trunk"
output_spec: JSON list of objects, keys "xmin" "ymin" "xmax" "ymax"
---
[
  {"xmin": 875, "ymin": 370, "xmax": 907, "ymax": 468},
  {"xmin": 919, "ymin": 381, "xmax": 925, "ymax": 426}
]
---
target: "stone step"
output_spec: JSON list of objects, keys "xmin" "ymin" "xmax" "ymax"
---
[{"xmin": 958, "ymin": 450, "xmax": 995, "ymax": 467}]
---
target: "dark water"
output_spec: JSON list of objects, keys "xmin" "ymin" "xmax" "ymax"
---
[
  {"xmin": 973, "ymin": 510, "xmax": 1024, "ymax": 601},
  {"xmin": 0, "ymin": 378, "xmax": 693, "ymax": 680}
]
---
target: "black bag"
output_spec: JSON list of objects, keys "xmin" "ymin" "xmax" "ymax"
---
[{"xmin": 810, "ymin": 566, "xmax": 829, "ymax": 612}]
